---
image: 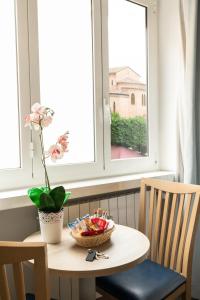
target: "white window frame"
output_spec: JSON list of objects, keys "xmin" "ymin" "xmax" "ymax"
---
[
  {"xmin": 0, "ymin": 0, "xmax": 158, "ymax": 191},
  {"xmin": 27, "ymin": 0, "xmax": 105, "ymax": 187},
  {"xmin": 0, "ymin": 0, "xmax": 32, "ymax": 191},
  {"xmin": 102, "ymin": 0, "xmax": 159, "ymax": 177}
]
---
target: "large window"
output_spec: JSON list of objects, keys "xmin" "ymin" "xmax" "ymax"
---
[
  {"xmin": 108, "ymin": 0, "xmax": 148, "ymax": 160},
  {"xmin": 0, "ymin": 0, "xmax": 32, "ymax": 191},
  {"xmin": 0, "ymin": 0, "xmax": 158, "ymax": 191},
  {"xmin": 37, "ymin": 0, "xmax": 95, "ymax": 165},
  {"xmin": 103, "ymin": 0, "xmax": 158, "ymax": 176},
  {"xmin": 0, "ymin": 0, "xmax": 20, "ymax": 169}
]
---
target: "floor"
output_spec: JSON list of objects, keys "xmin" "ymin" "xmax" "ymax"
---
[
  {"xmin": 98, "ymin": 297, "xmax": 198, "ymax": 300},
  {"xmin": 97, "ymin": 294, "xmax": 199, "ymax": 300},
  {"xmin": 111, "ymin": 145, "xmax": 144, "ymax": 159}
]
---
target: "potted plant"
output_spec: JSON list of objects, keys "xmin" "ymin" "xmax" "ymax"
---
[{"xmin": 25, "ymin": 103, "xmax": 71, "ymax": 243}]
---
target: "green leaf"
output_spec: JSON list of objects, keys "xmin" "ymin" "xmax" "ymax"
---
[
  {"xmin": 64, "ymin": 191, "xmax": 71, "ymax": 205},
  {"xmin": 39, "ymin": 193, "xmax": 55, "ymax": 212},
  {"xmin": 40, "ymin": 186, "xmax": 50, "ymax": 193},
  {"xmin": 50, "ymin": 186, "xmax": 70, "ymax": 211},
  {"xmin": 28, "ymin": 187, "xmax": 45, "ymax": 209},
  {"xmin": 28, "ymin": 186, "xmax": 71, "ymax": 212}
]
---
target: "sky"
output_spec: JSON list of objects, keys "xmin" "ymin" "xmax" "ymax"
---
[{"xmin": 109, "ymin": 0, "xmax": 147, "ymax": 82}]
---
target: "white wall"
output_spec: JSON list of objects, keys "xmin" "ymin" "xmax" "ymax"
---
[
  {"xmin": 158, "ymin": 1, "xmax": 200, "ymax": 298},
  {"xmin": 158, "ymin": 0, "xmax": 181, "ymax": 172},
  {"xmin": 0, "ymin": 207, "xmax": 38, "ymax": 299}
]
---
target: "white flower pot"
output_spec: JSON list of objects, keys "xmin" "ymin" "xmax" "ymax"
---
[{"xmin": 38, "ymin": 209, "xmax": 64, "ymax": 244}]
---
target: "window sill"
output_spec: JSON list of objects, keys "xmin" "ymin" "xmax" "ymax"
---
[{"xmin": 0, "ymin": 170, "xmax": 175, "ymax": 211}]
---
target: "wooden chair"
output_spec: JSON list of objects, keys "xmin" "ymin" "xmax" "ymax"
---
[
  {"xmin": 0, "ymin": 241, "xmax": 50, "ymax": 300},
  {"xmin": 97, "ymin": 178, "xmax": 200, "ymax": 300}
]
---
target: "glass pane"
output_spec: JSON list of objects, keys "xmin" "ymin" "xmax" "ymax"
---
[
  {"xmin": 109, "ymin": 0, "xmax": 148, "ymax": 160},
  {"xmin": 38, "ymin": 0, "xmax": 94, "ymax": 165},
  {"xmin": 0, "ymin": 0, "xmax": 20, "ymax": 169}
]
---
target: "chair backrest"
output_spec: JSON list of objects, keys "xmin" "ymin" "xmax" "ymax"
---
[
  {"xmin": 139, "ymin": 178, "xmax": 200, "ymax": 279},
  {"xmin": 0, "ymin": 241, "xmax": 49, "ymax": 300}
]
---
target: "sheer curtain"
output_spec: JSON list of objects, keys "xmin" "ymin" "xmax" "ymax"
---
[
  {"xmin": 177, "ymin": 0, "xmax": 198, "ymax": 184},
  {"xmin": 177, "ymin": 0, "xmax": 200, "ymax": 297}
]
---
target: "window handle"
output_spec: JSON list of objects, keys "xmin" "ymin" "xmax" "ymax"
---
[{"xmin": 104, "ymin": 98, "xmax": 111, "ymax": 124}]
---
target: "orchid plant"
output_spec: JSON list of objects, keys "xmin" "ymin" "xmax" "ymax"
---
[{"xmin": 25, "ymin": 102, "xmax": 71, "ymax": 213}]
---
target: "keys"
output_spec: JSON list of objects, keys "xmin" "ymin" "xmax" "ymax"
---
[
  {"xmin": 86, "ymin": 249, "xmax": 109, "ymax": 262},
  {"xmin": 86, "ymin": 249, "xmax": 96, "ymax": 262},
  {"xmin": 95, "ymin": 251, "xmax": 109, "ymax": 260}
]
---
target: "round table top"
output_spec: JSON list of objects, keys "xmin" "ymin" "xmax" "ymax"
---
[{"xmin": 24, "ymin": 224, "xmax": 149, "ymax": 278}]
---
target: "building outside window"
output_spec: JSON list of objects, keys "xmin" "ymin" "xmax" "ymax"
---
[
  {"xmin": 108, "ymin": 0, "xmax": 150, "ymax": 160},
  {"xmin": 109, "ymin": 67, "xmax": 146, "ymax": 118}
]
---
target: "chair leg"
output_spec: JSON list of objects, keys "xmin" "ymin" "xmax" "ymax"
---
[
  {"xmin": 96, "ymin": 287, "xmax": 117, "ymax": 300},
  {"xmin": 165, "ymin": 284, "xmax": 187, "ymax": 300},
  {"xmin": 181, "ymin": 293, "xmax": 186, "ymax": 300},
  {"xmin": 185, "ymin": 281, "xmax": 192, "ymax": 300},
  {"xmin": 181, "ymin": 291, "xmax": 192, "ymax": 300}
]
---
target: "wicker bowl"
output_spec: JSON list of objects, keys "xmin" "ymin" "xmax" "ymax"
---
[{"xmin": 71, "ymin": 226, "xmax": 115, "ymax": 248}]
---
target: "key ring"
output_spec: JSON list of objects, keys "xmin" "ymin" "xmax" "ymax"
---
[
  {"xmin": 87, "ymin": 249, "xmax": 109, "ymax": 260},
  {"xmin": 95, "ymin": 251, "xmax": 109, "ymax": 259}
]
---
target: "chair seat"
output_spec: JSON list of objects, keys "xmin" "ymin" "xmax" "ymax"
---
[
  {"xmin": 96, "ymin": 259, "xmax": 186, "ymax": 300},
  {"xmin": 26, "ymin": 294, "xmax": 35, "ymax": 300},
  {"xmin": 26, "ymin": 293, "xmax": 55, "ymax": 300}
]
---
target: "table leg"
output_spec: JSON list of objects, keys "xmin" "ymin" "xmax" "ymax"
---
[
  {"xmin": 79, "ymin": 278, "xmax": 96, "ymax": 300},
  {"xmin": 59, "ymin": 277, "xmax": 96, "ymax": 300},
  {"xmin": 72, "ymin": 279, "xmax": 80, "ymax": 300},
  {"xmin": 59, "ymin": 277, "xmax": 74, "ymax": 299}
]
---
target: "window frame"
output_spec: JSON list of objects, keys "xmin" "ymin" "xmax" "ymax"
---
[
  {"xmin": 0, "ymin": 0, "xmax": 159, "ymax": 191},
  {"xmin": 102, "ymin": 0, "xmax": 159, "ymax": 176},
  {"xmin": 0, "ymin": 0, "xmax": 33, "ymax": 191},
  {"xmin": 27, "ymin": 0, "xmax": 105, "ymax": 187}
]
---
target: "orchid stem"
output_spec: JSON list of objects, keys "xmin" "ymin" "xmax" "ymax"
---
[{"xmin": 39, "ymin": 127, "xmax": 51, "ymax": 191}]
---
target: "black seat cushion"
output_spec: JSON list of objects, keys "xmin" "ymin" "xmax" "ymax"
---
[
  {"xmin": 96, "ymin": 259, "xmax": 186, "ymax": 300},
  {"xmin": 26, "ymin": 294, "xmax": 35, "ymax": 300},
  {"xmin": 26, "ymin": 293, "xmax": 55, "ymax": 300}
]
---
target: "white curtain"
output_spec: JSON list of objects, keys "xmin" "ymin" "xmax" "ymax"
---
[
  {"xmin": 177, "ymin": 0, "xmax": 198, "ymax": 184},
  {"xmin": 177, "ymin": 0, "xmax": 200, "ymax": 298}
]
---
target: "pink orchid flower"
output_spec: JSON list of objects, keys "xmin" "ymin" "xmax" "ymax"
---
[
  {"xmin": 41, "ymin": 115, "xmax": 53, "ymax": 127},
  {"xmin": 47, "ymin": 144, "xmax": 64, "ymax": 162},
  {"xmin": 24, "ymin": 113, "xmax": 40, "ymax": 129},
  {"xmin": 29, "ymin": 112, "xmax": 41, "ymax": 130},
  {"xmin": 30, "ymin": 112, "xmax": 40, "ymax": 123},
  {"xmin": 31, "ymin": 102, "xmax": 46, "ymax": 115},
  {"xmin": 57, "ymin": 132, "xmax": 69, "ymax": 152},
  {"xmin": 24, "ymin": 114, "xmax": 31, "ymax": 127},
  {"xmin": 25, "ymin": 102, "xmax": 54, "ymax": 130},
  {"xmin": 25, "ymin": 102, "xmax": 69, "ymax": 190}
]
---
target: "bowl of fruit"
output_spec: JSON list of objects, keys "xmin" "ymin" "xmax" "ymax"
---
[{"xmin": 68, "ymin": 209, "xmax": 115, "ymax": 247}]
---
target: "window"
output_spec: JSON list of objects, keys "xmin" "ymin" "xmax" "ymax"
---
[
  {"xmin": 144, "ymin": 94, "xmax": 146, "ymax": 106},
  {"xmin": 37, "ymin": 0, "xmax": 95, "ymax": 166},
  {"xmin": 113, "ymin": 101, "xmax": 116, "ymax": 112},
  {"xmin": 0, "ymin": 0, "xmax": 32, "ymax": 191},
  {"xmin": 141, "ymin": 94, "xmax": 146, "ymax": 106},
  {"xmin": 131, "ymin": 93, "xmax": 135, "ymax": 105},
  {"xmin": 0, "ymin": 0, "xmax": 158, "ymax": 191},
  {"xmin": 103, "ymin": 0, "xmax": 158, "ymax": 174},
  {"xmin": 0, "ymin": 0, "xmax": 19, "ymax": 170},
  {"xmin": 108, "ymin": 0, "xmax": 148, "ymax": 160}
]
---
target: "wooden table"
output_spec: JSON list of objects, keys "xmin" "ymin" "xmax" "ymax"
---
[{"xmin": 24, "ymin": 224, "xmax": 149, "ymax": 300}]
